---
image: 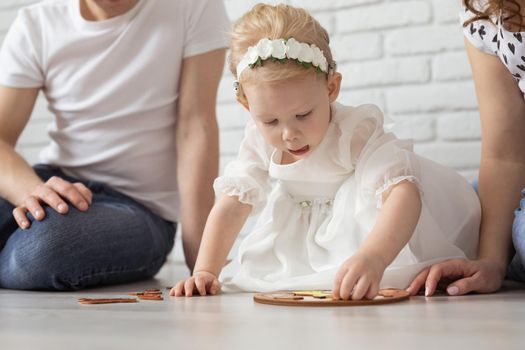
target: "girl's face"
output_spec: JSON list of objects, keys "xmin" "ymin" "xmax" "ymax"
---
[{"xmin": 242, "ymin": 72, "xmax": 341, "ymax": 162}]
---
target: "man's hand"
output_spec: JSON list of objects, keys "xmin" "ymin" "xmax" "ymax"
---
[
  {"xmin": 406, "ymin": 258, "xmax": 505, "ymax": 296},
  {"xmin": 12, "ymin": 176, "xmax": 92, "ymax": 229}
]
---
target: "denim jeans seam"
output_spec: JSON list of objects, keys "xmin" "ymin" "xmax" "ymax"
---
[{"xmin": 62, "ymin": 256, "xmax": 166, "ymax": 287}]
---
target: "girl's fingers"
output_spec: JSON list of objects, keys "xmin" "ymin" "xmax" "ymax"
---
[
  {"xmin": 12, "ymin": 207, "xmax": 30, "ymax": 229},
  {"xmin": 195, "ymin": 277, "xmax": 207, "ymax": 296},
  {"xmin": 339, "ymin": 270, "xmax": 359, "ymax": 300},
  {"xmin": 351, "ymin": 276, "xmax": 370, "ymax": 300},
  {"xmin": 171, "ymin": 281, "xmax": 185, "ymax": 297},
  {"xmin": 210, "ymin": 279, "xmax": 220, "ymax": 295},
  {"xmin": 365, "ymin": 281, "xmax": 380, "ymax": 300},
  {"xmin": 184, "ymin": 278, "xmax": 196, "ymax": 297},
  {"xmin": 332, "ymin": 267, "xmax": 347, "ymax": 299}
]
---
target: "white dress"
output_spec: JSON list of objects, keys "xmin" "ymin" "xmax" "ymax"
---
[{"xmin": 215, "ymin": 103, "xmax": 480, "ymax": 292}]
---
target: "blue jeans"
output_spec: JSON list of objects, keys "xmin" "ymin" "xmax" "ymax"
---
[
  {"xmin": 0, "ymin": 164, "xmax": 175, "ymax": 290},
  {"xmin": 508, "ymin": 189, "xmax": 525, "ymax": 282}
]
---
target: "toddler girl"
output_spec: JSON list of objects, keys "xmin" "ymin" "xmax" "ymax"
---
[{"xmin": 171, "ymin": 3, "xmax": 480, "ymax": 300}]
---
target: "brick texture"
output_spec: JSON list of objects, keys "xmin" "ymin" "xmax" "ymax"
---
[{"xmin": 2, "ymin": 0, "xmax": 480, "ymax": 179}]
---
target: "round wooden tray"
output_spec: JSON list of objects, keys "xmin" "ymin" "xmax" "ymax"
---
[{"xmin": 253, "ymin": 289, "xmax": 410, "ymax": 307}]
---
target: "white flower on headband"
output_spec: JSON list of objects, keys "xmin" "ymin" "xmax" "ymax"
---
[
  {"xmin": 246, "ymin": 46, "xmax": 260, "ymax": 66},
  {"xmin": 285, "ymin": 38, "xmax": 302, "ymax": 59},
  {"xmin": 312, "ymin": 45, "xmax": 327, "ymax": 72},
  {"xmin": 298, "ymin": 42, "xmax": 313, "ymax": 63},
  {"xmin": 256, "ymin": 38, "xmax": 273, "ymax": 60},
  {"xmin": 235, "ymin": 37, "xmax": 333, "ymax": 83},
  {"xmin": 271, "ymin": 39, "xmax": 287, "ymax": 59}
]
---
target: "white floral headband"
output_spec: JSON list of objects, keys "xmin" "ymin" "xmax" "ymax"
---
[{"xmin": 234, "ymin": 37, "xmax": 336, "ymax": 91}]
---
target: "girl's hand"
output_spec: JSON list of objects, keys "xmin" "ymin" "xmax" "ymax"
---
[
  {"xmin": 332, "ymin": 253, "xmax": 386, "ymax": 300},
  {"xmin": 12, "ymin": 176, "xmax": 93, "ymax": 229},
  {"xmin": 170, "ymin": 271, "xmax": 221, "ymax": 297},
  {"xmin": 406, "ymin": 258, "xmax": 505, "ymax": 297}
]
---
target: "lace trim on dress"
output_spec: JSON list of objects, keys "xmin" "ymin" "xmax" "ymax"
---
[
  {"xmin": 213, "ymin": 177, "xmax": 266, "ymax": 212},
  {"xmin": 374, "ymin": 175, "xmax": 423, "ymax": 209}
]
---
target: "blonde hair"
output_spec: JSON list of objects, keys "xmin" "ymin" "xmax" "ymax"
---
[{"xmin": 229, "ymin": 3, "xmax": 334, "ymax": 103}]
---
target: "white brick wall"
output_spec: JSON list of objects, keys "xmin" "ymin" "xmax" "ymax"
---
[{"xmin": 1, "ymin": 0, "xmax": 480, "ymax": 177}]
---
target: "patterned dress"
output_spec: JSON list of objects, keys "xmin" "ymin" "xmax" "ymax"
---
[{"xmin": 460, "ymin": 3, "xmax": 525, "ymax": 95}]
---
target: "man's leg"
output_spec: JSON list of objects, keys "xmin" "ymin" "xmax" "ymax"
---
[
  {"xmin": 0, "ymin": 166, "xmax": 175, "ymax": 290},
  {"xmin": 0, "ymin": 197, "xmax": 17, "ymax": 254}
]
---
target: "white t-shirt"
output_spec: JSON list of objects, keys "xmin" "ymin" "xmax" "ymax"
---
[{"xmin": 0, "ymin": 0, "xmax": 230, "ymax": 221}]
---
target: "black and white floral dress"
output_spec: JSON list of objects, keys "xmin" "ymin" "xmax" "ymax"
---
[{"xmin": 460, "ymin": 4, "xmax": 525, "ymax": 94}]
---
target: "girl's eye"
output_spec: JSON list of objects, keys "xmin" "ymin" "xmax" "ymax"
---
[
  {"xmin": 264, "ymin": 119, "xmax": 278, "ymax": 125},
  {"xmin": 296, "ymin": 111, "xmax": 311, "ymax": 119}
]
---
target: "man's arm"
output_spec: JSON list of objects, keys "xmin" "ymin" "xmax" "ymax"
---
[
  {"xmin": 0, "ymin": 86, "xmax": 41, "ymax": 206},
  {"xmin": 0, "ymin": 86, "xmax": 92, "ymax": 228},
  {"xmin": 176, "ymin": 48, "xmax": 226, "ymax": 271}
]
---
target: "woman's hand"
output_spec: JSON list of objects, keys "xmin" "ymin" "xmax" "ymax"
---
[
  {"xmin": 170, "ymin": 270, "xmax": 221, "ymax": 297},
  {"xmin": 332, "ymin": 253, "xmax": 386, "ymax": 300},
  {"xmin": 406, "ymin": 258, "xmax": 506, "ymax": 296},
  {"xmin": 12, "ymin": 176, "xmax": 92, "ymax": 229}
]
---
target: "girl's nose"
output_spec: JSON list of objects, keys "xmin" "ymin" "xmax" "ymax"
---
[{"xmin": 282, "ymin": 126, "xmax": 299, "ymax": 142}]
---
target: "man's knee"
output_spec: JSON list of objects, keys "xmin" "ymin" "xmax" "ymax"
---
[
  {"xmin": 0, "ymin": 204, "xmax": 173, "ymax": 290},
  {"xmin": 0, "ymin": 208, "xmax": 87, "ymax": 290}
]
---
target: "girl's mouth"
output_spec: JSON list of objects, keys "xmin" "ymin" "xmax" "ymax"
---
[{"xmin": 289, "ymin": 145, "xmax": 310, "ymax": 156}]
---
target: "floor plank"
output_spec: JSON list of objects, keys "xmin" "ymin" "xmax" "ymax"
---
[{"xmin": 1, "ymin": 259, "xmax": 524, "ymax": 350}]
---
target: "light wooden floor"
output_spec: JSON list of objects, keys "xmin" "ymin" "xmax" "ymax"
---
[{"xmin": 1, "ymin": 258, "xmax": 524, "ymax": 350}]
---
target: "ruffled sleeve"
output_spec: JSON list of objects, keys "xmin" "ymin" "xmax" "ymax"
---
[
  {"xmin": 459, "ymin": 4, "xmax": 498, "ymax": 56},
  {"xmin": 340, "ymin": 104, "xmax": 423, "ymax": 211},
  {"xmin": 213, "ymin": 121, "xmax": 273, "ymax": 215}
]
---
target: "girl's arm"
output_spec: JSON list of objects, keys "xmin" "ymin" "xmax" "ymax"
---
[
  {"xmin": 171, "ymin": 194, "xmax": 252, "ymax": 296},
  {"xmin": 408, "ymin": 38, "xmax": 525, "ymax": 296},
  {"xmin": 333, "ymin": 180, "xmax": 422, "ymax": 300},
  {"xmin": 194, "ymin": 195, "xmax": 252, "ymax": 276}
]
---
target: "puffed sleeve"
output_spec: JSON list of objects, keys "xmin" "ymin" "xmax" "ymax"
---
[
  {"xmin": 459, "ymin": 5, "xmax": 498, "ymax": 56},
  {"xmin": 345, "ymin": 105, "xmax": 423, "ymax": 211},
  {"xmin": 213, "ymin": 121, "xmax": 273, "ymax": 215}
]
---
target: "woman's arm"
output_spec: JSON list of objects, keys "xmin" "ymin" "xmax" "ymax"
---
[
  {"xmin": 333, "ymin": 181, "xmax": 422, "ymax": 300},
  {"xmin": 408, "ymin": 38, "xmax": 525, "ymax": 296},
  {"xmin": 171, "ymin": 194, "xmax": 252, "ymax": 296},
  {"xmin": 467, "ymin": 36, "xmax": 525, "ymax": 271}
]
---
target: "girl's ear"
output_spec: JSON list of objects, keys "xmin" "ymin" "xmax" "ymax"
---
[
  {"xmin": 327, "ymin": 72, "xmax": 342, "ymax": 103},
  {"xmin": 236, "ymin": 95, "xmax": 250, "ymax": 111}
]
